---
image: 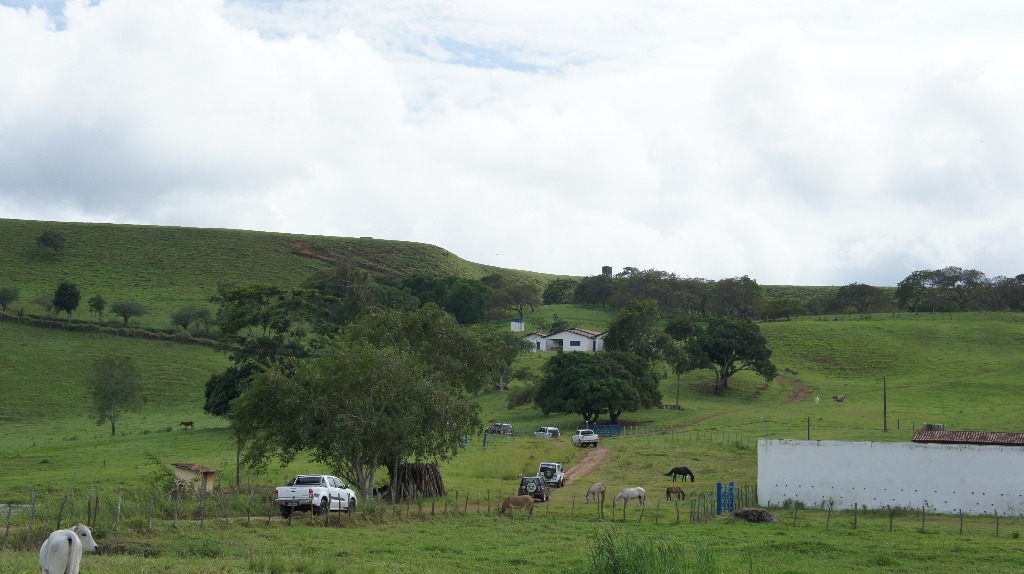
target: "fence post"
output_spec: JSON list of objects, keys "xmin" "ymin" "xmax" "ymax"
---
[
  {"xmin": 25, "ymin": 488, "xmax": 35, "ymax": 550},
  {"xmin": 115, "ymin": 487, "xmax": 123, "ymax": 534},
  {"xmin": 174, "ymin": 487, "xmax": 180, "ymax": 528},
  {"xmin": 2, "ymin": 503, "xmax": 12, "ymax": 550},
  {"xmin": 571, "ymin": 493, "xmax": 575, "ymax": 519},
  {"xmin": 996, "ymin": 510, "xmax": 1000, "ymax": 537}
]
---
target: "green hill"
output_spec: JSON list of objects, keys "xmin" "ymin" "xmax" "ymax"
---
[{"xmin": 0, "ymin": 218, "xmax": 557, "ymax": 331}]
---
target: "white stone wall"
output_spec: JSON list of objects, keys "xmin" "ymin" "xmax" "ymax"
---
[{"xmin": 758, "ymin": 439, "xmax": 1024, "ymax": 515}]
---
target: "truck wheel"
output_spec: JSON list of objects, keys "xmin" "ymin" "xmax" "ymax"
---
[
  {"xmin": 346, "ymin": 498, "xmax": 356, "ymax": 513},
  {"xmin": 280, "ymin": 506, "xmax": 292, "ymax": 518},
  {"xmin": 317, "ymin": 497, "xmax": 330, "ymax": 515}
]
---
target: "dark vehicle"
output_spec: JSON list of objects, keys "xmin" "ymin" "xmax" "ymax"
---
[
  {"xmin": 486, "ymin": 422, "xmax": 514, "ymax": 436},
  {"xmin": 518, "ymin": 476, "xmax": 550, "ymax": 502}
]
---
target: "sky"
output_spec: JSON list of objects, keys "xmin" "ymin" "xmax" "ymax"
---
[{"xmin": 2, "ymin": 1, "xmax": 1022, "ymax": 287}]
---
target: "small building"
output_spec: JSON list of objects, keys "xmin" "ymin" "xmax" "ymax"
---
[
  {"xmin": 525, "ymin": 328, "xmax": 607, "ymax": 352},
  {"xmin": 171, "ymin": 462, "xmax": 219, "ymax": 494}
]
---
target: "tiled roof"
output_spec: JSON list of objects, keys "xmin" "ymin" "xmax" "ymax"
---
[{"xmin": 912, "ymin": 430, "xmax": 1024, "ymax": 446}]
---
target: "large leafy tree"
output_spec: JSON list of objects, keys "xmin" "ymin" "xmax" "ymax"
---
[
  {"xmin": 834, "ymin": 283, "xmax": 891, "ymax": 315},
  {"xmin": 232, "ymin": 309, "xmax": 487, "ymax": 496},
  {"xmin": 53, "ymin": 281, "xmax": 81, "ymax": 319},
  {"xmin": 686, "ymin": 316, "xmax": 777, "ymax": 395},
  {"xmin": 534, "ymin": 351, "xmax": 661, "ymax": 424},
  {"xmin": 88, "ymin": 355, "xmax": 144, "ymax": 436},
  {"xmin": 491, "ymin": 281, "xmax": 542, "ymax": 318},
  {"xmin": 709, "ymin": 275, "xmax": 763, "ymax": 319},
  {"xmin": 572, "ymin": 274, "xmax": 617, "ymax": 305}
]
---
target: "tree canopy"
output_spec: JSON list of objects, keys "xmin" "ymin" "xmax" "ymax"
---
[
  {"xmin": 88, "ymin": 354, "xmax": 144, "ymax": 436},
  {"xmin": 684, "ymin": 316, "xmax": 777, "ymax": 395},
  {"xmin": 231, "ymin": 307, "xmax": 490, "ymax": 496},
  {"xmin": 0, "ymin": 286, "xmax": 19, "ymax": 312},
  {"xmin": 53, "ymin": 281, "xmax": 80, "ymax": 319},
  {"xmin": 534, "ymin": 351, "xmax": 661, "ymax": 424},
  {"xmin": 36, "ymin": 230, "xmax": 66, "ymax": 255}
]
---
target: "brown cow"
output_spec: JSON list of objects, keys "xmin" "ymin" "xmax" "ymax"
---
[
  {"xmin": 833, "ymin": 395, "xmax": 846, "ymax": 405},
  {"xmin": 179, "ymin": 421, "xmax": 195, "ymax": 429}
]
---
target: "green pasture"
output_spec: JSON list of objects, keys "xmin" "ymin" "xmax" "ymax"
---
[
  {"xmin": 0, "ymin": 218, "xmax": 555, "ymax": 331},
  {"xmin": 2, "ymin": 268, "xmax": 1024, "ymax": 568}
]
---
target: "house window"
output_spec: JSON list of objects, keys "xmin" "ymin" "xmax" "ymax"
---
[{"xmin": 569, "ymin": 341, "xmax": 581, "ymax": 347}]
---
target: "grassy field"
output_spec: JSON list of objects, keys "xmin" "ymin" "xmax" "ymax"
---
[
  {"xmin": 3, "ymin": 219, "xmax": 1024, "ymax": 572},
  {"xmin": 0, "ymin": 218, "xmax": 558, "ymax": 331}
]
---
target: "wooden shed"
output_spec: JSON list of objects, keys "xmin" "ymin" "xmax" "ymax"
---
[{"xmin": 171, "ymin": 462, "xmax": 219, "ymax": 494}]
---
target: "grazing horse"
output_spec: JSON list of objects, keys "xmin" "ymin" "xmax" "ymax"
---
[
  {"xmin": 666, "ymin": 486, "xmax": 686, "ymax": 501},
  {"xmin": 833, "ymin": 395, "xmax": 846, "ymax": 405},
  {"xmin": 585, "ymin": 482, "xmax": 606, "ymax": 504},
  {"xmin": 814, "ymin": 396, "xmax": 820, "ymax": 405},
  {"xmin": 498, "ymin": 495, "xmax": 535, "ymax": 518},
  {"xmin": 39, "ymin": 524, "xmax": 99, "ymax": 574},
  {"xmin": 179, "ymin": 421, "xmax": 195, "ymax": 430},
  {"xmin": 612, "ymin": 487, "xmax": 646, "ymax": 509},
  {"xmin": 664, "ymin": 466, "xmax": 695, "ymax": 482}
]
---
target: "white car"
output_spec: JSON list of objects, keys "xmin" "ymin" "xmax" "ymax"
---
[
  {"xmin": 571, "ymin": 428, "xmax": 599, "ymax": 448},
  {"xmin": 538, "ymin": 462, "xmax": 565, "ymax": 487},
  {"xmin": 533, "ymin": 426, "xmax": 560, "ymax": 439}
]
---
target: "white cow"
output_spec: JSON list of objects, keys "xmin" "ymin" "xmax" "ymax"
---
[{"xmin": 39, "ymin": 524, "xmax": 99, "ymax": 574}]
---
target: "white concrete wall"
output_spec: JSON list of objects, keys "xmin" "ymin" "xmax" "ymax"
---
[{"xmin": 758, "ymin": 439, "xmax": 1024, "ymax": 515}]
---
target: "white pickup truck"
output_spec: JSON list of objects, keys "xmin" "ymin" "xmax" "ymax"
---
[
  {"xmin": 571, "ymin": 428, "xmax": 600, "ymax": 448},
  {"xmin": 274, "ymin": 474, "xmax": 357, "ymax": 518}
]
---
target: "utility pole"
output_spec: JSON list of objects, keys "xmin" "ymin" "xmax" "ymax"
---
[{"xmin": 883, "ymin": 376, "xmax": 888, "ymax": 432}]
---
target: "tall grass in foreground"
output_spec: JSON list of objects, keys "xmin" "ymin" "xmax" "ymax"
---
[{"xmin": 583, "ymin": 529, "xmax": 720, "ymax": 574}]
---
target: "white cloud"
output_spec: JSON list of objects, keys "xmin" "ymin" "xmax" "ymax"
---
[{"xmin": 2, "ymin": 0, "xmax": 1023, "ymax": 285}]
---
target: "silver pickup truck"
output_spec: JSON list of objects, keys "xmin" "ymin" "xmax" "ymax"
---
[{"xmin": 274, "ymin": 474, "xmax": 357, "ymax": 518}]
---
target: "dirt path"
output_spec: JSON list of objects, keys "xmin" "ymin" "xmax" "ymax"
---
[
  {"xmin": 780, "ymin": 373, "xmax": 813, "ymax": 404},
  {"xmin": 563, "ymin": 446, "xmax": 612, "ymax": 485}
]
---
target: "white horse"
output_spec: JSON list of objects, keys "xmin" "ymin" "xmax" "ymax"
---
[
  {"xmin": 585, "ymin": 482, "xmax": 606, "ymax": 504},
  {"xmin": 612, "ymin": 487, "xmax": 645, "ymax": 509},
  {"xmin": 39, "ymin": 523, "xmax": 99, "ymax": 574}
]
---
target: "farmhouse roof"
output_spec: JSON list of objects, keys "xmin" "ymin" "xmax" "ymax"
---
[
  {"xmin": 172, "ymin": 462, "xmax": 220, "ymax": 474},
  {"xmin": 912, "ymin": 430, "xmax": 1024, "ymax": 446},
  {"xmin": 550, "ymin": 328, "xmax": 607, "ymax": 339}
]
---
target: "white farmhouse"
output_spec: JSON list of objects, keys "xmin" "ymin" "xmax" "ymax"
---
[{"xmin": 525, "ymin": 328, "xmax": 607, "ymax": 352}]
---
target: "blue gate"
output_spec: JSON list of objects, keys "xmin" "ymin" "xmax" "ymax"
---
[
  {"xmin": 716, "ymin": 482, "xmax": 735, "ymax": 515},
  {"xmin": 586, "ymin": 422, "xmax": 622, "ymax": 437}
]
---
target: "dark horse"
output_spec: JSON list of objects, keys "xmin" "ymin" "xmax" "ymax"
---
[{"xmin": 664, "ymin": 466, "xmax": 695, "ymax": 482}]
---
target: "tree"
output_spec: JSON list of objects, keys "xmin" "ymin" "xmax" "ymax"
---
[
  {"xmin": 542, "ymin": 278, "xmax": 578, "ymax": 305},
  {"xmin": 203, "ymin": 284, "xmax": 333, "ymax": 417},
  {"xmin": 834, "ymin": 283, "xmax": 891, "ymax": 315},
  {"xmin": 482, "ymin": 330, "xmax": 533, "ymax": 391},
  {"xmin": 35, "ymin": 292, "xmax": 55, "ymax": 316},
  {"xmin": 491, "ymin": 281, "xmax": 542, "ymax": 318},
  {"xmin": 171, "ymin": 304, "xmax": 213, "ymax": 332},
  {"xmin": 36, "ymin": 230, "xmax": 66, "ymax": 255},
  {"xmin": 687, "ymin": 317, "xmax": 777, "ymax": 395},
  {"xmin": 572, "ymin": 274, "xmax": 617, "ymax": 305},
  {"xmin": 232, "ymin": 319, "xmax": 483, "ymax": 497},
  {"xmin": 53, "ymin": 281, "xmax": 81, "ymax": 319},
  {"xmin": 603, "ymin": 299, "xmax": 663, "ymax": 362},
  {"xmin": 896, "ymin": 268, "xmax": 986, "ymax": 312},
  {"xmin": 0, "ymin": 286, "xmax": 19, "ymax": 312},
  {"xmin": 709, "ymin": 276, "xmax": 763, "ymax": 318},
  {"xmin": 533, "ymin": 351, "xmax": 661, "ymax": 424},
  {"xmin": 88, "ymin": 293, "xmax": 107, "ymax": 324},
  {"xmin": 88, "ymin": 354, "xmax": 144, "ymax": 436},
  {"xmin": 111, "ymin": 300, "xmax": 146, "ymax": 326}
]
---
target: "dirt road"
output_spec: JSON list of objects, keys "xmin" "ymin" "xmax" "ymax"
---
[{"xmin": 563, "ymin": 446, "xmax": 611, "ymax": 485}]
